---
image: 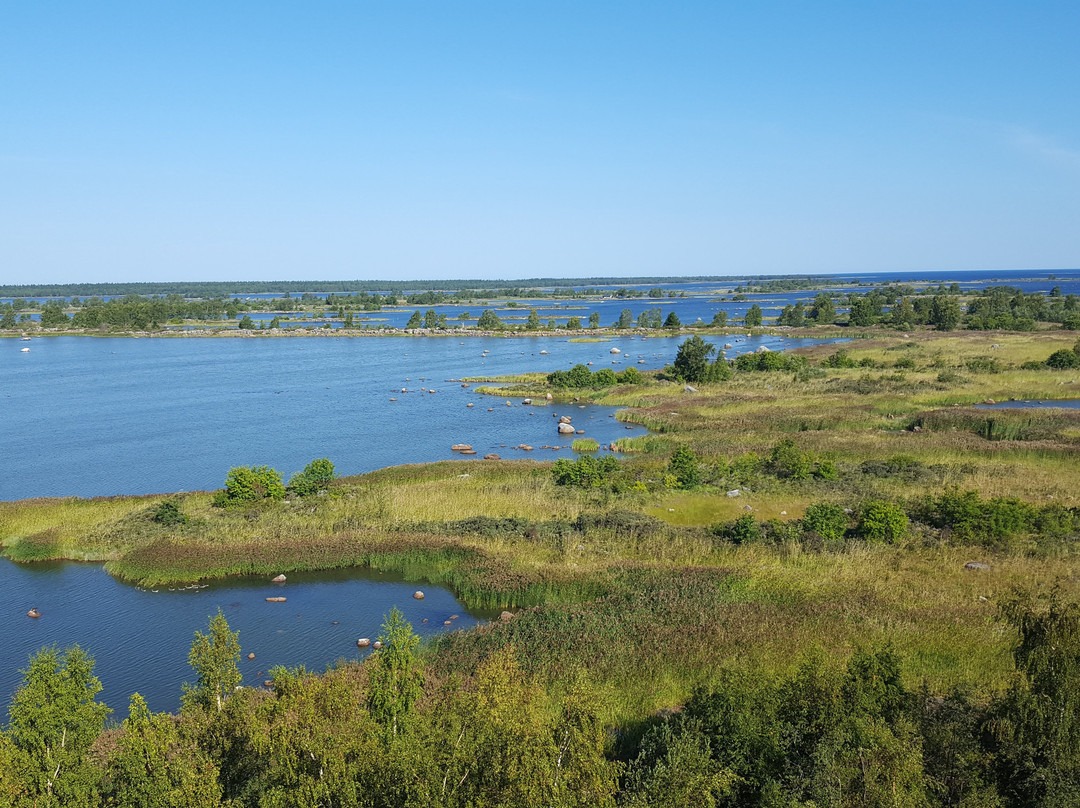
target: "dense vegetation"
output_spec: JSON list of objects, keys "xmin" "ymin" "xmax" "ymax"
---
[{"xmin": 4, "ymin": 327, "xmax": 1080, "ymax": 805}]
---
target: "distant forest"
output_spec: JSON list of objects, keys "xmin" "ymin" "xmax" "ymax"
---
[{"xmin": 0, "ymin": 276, "xmax": 779, "ymax": 298}]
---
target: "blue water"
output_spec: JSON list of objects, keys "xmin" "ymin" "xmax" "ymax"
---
[
  {"xmin": 0, "ymin": 332, "xmax": 832, "ymax": 501},
  {"xmin": 0, "ymin": 560, "xmax": 488, "ymax": 714}
]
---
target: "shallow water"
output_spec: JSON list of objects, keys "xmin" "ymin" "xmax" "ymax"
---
[{"xmin": 1, "ymin": 559, "xmax": 488, "ymax": 714}]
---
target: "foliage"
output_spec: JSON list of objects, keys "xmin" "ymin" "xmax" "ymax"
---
[
  {"xmin": 7, "ymin": 646, "xmax": 110, "ymax": 807},
  {"xmin": 1046, "ymin": 348, "xmax": 1080, "ymax": 369},
  {"xmin": 856, "ymin": 500, "xmax": 909, "ymax": 543},
  {"xmin": 151, "ymin": 500, "xmax": 188, "ymax": 526},
  {"xmin": 182, "ymin": 609, "xmax": 242, "ymax": 713},
  {"xmin": 667, "ymin": 445, "xmax": 701, "ymax": 487},
  {"xmin": 367, "ymin": 607, "xmax": 424, "ymax": 736},
  {"xmin": 802, "ymin": 502, "xmax": 849, "ymax": 543},
  {"xmin": 551, "ymin": 454, "xmax": 620, "ymax": 488},
  {"xmin": 744, "ymin": 303, "xmax": 763, "ymax": 326},
  {"xmin": 673, "ymin": 335, "xmax": 716, "ymax": 383},
  {"xmin": 103, "ymin": 693, "xmax": 222, "ymax": 807},
  {"xmin": 476, "ymin": 309, "xmax": 503, "ymax": 329},
  {"xmin": 287, "ymin": 457, "xmax": 336, "ymax": 497},
  {"xmin": 212, "ymin": 464, "xmax": 285, "ymax": 507}
]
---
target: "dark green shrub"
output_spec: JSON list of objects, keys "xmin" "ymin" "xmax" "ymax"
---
[
  {"xmin": 1046, "ymin": 349, "xmax": 1080, "ymax": 369},
  {"xmin": 965, "ymin": 357, "xmax": 1003, "ymax": 374},
  {"xmin": 152, "ymin": 500, "xmax": 188, "ymax": 526},
  {"xmin": 710, "ymin": 514, "xmax": 761, "ymax": 544},
  {"xmin": 618, "ymin": 366, "xmax": 643, "ymax": 384},
  {"xmin": 821, "ymin": 350, "xmax": 858, "ymax": 369}
]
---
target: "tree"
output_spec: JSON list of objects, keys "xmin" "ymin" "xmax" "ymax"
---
[
  {"xmin": 929, "ymin": 295, "xmax": 962, "ymax": 331},
  {"xmin": 991, "ymin": 592, "xmax": 1080, "ymax": 806},
  {"xmin": 776, "ymin": 302, "xmax": 806, "ymax": 327},
  {"xmin": 848, "ymin": 296, "xmax": 879, "ymax": 326},
  {"xmin": 405, "ymin": 310, "xmax": 422, "ymax": 329},
  {"xmin": 809, "ymin": 293, "xmax": 835, "ymax": 324},
  {"xmin": 422, "ymin": 308, "xmax": 437, "ymax": 329},
  {"xmin": 367, "ymin": 607, "xmax": 424, "ymax": 736},
  {"xmin": 566, "ymin": 316, "xmax": 582, "ymax": 329},
  {"xmin": 744, "ymin": 304, "xmax": 763, "ymax": 327},
  {"xmin": 672, "ymin": 336, "xmax": 716, "ymax": 383},
  {"xmin": 588, "ymin": 312, "xmax": 600, "ymax": 328},
  {"xmin": 477, "ymin": 310, "xmax": 503, "ymax": 330},
  {"xmin": 104, "ymin": 693, "xmax": 223, "ymax": 808},
  {"xmin": 664, "ymin": 311, "xmax": 681, "ymax": 329},
  {"xmin": 39, "ymin": 301, "xmax": 70, "ymax": 328},
  {"xmin": 183, "ymin": 609, "xmax": 242, "ymax": 713},
  {"xmin": 668, "ymin": 446, "xmax": 701, "ymax": 487},
  {"xmin": 526, "ymin": 309, "xmax": 541, "ymax": 330},
  {"xmin": 710, "ymin": 310, "xmax": 728, "ymax": 327},
  {"xmin": 0, "ymin": 308, "xmax": 16, "ymax": 329},
  {"xmin": 615, "ymin": 308, "xmax": 633, "ymax": 329},
  {"xmin": 237, "ymin": 314, "xmax": 255, "ymax": 329},
  {"xmin": 8, "ymin": 646, "xmax": 111, "ymax": 807}
]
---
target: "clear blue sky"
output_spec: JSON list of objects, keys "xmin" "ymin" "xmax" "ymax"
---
[{"xmin": 2, "ymin": 1, "xmax": 1078, "ymax": 283}]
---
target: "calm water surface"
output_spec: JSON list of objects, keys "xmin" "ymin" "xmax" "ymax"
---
[
  {"xmin": 0, "ymin": 332, "xmax": 830, "ymax": 500},
  {"xmin": 1, "ymin": 559, "xmax": 489, "ymax": 714}
]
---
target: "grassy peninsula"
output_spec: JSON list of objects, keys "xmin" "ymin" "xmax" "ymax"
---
[{"xmin": 3, "ymin": 326, "xmax": 1080, "ymax": 806}]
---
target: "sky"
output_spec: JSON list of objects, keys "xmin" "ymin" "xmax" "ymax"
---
[{"xmin": 1, "ymin": 1, "xmax": 1078, "ymax": 284}]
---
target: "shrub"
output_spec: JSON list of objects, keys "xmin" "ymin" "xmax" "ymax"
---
[
  {"xmin": 618, "ymin": 366, "xmax": 644, "ymax": 384},
  {"xmin": 856, "ymin": 500, "xmax": 908, "ymax": 543},
  {"xmin": 710, "ymin": 514, "xmax": 761, "ymax": 544},
  {"xmin": 769, "ymin": 439, "xmax": 813, "ymax": 480},
  {"xmin": 213, "ymin": 465, "xmax": 285, "ymax": 507},
  {"xmin": 1046, "ymin": 349, "xmax": 1080, "ymax": 369},
  {"xmin": 802, "ymin": 503, "xmax": 848, "ymax": 543},
  {"xmin": 288, "ymin": 458, "xmax": 336, "ymax": 497},
  {"xmin": 552, "ymin": 455, "xmax": 619, "ymax": 488},
  {"xmin": 821, "ymin": 350, "xmax": 858, "ymax": 369},
  {"xmin": 592, "ymin": 368, "xmax": 618, "ymax": 387},
  {"xmin": 152, "ymin": 500, "xmax": 188, "ymax": 526},
  {"xmin": 965, "ymin": 357, "xmax": 1003, "ymax": 374}
]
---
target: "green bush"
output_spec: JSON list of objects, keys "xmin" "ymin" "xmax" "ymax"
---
[
  {"xmin": 710, "ymin": 514, "xmax": 761, "ymax": 544},
  {"xmin": 821, "ymin": 349, "xmax": 858, "ymax": 369},
  {"xmin": 856, "ymin": 500, "xmax": 908, "ymax": 543},
  {"xmin": 668, "ymin": 446, "xmax": 701, "ymax": 488},
  {"xmin": 1046, "ymin": 349, "xmax": 1080, "ymax": 369},
  {"xmin": 802, "ymin": 503, "xmax": 848, "ymax": 543},
  {"xmin": 213, "ymin": 465, "xmax": 285, "ymax": 507},
  {"xmin": 552, "ymin": 454, "xmax": 619, "ymax": 488},
  {"xmin": 288, "ymin": 458, "xmax": 336, "ymax": 497},
  {"xmin": 617, "ymin": 366, "xmax": 644, "ymax": 384},
  {"xmin": 151, "ymin": 500, "xmax": 188, "ymax": 526},
  {"xmin": 769, "ymin": 439, "xmax": 813, "ymax": 480}
]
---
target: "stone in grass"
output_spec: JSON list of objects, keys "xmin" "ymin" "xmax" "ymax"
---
[
  {"xmin": 726, "ymin": 489, "xmax": 741, "ymax": 497},
  {"xmin": 964, "ymin": 561, "xmax": 991, "ymax": 572}
]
